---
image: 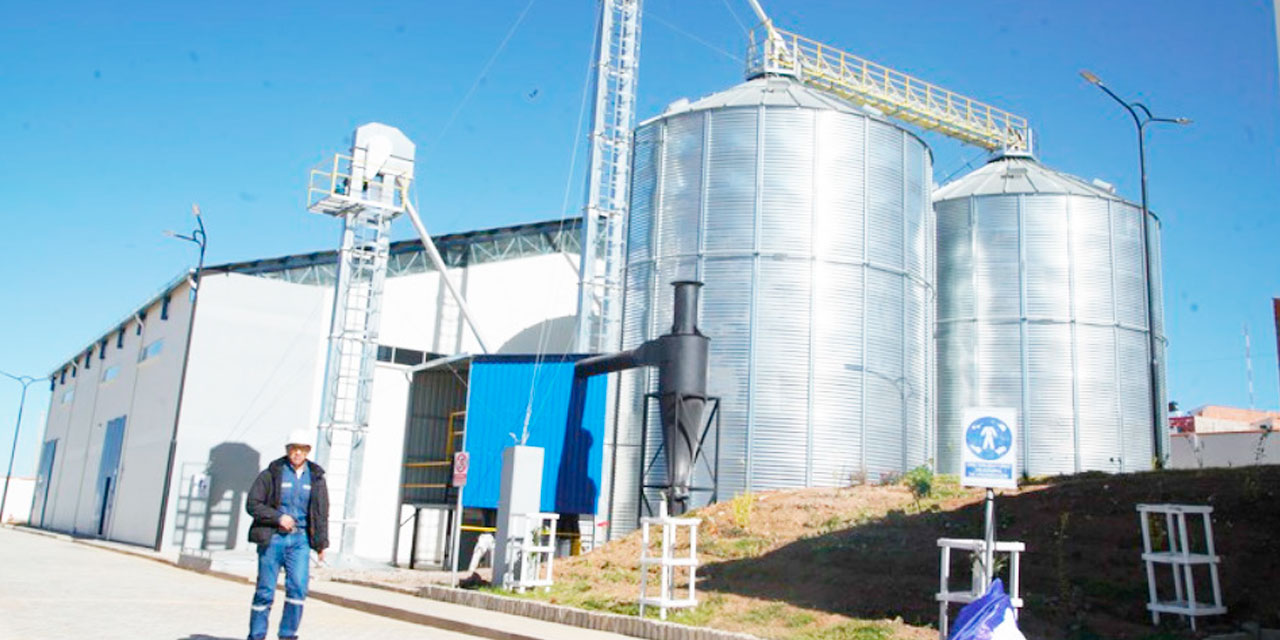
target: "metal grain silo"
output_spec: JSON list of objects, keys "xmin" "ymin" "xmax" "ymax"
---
[
  {"xmin": 934, "ymin": 153, "xmax": 1167, "ymax": 477},
  {"xmin": 611, "ymin": 76, "xmax": 935, "ymax": 526}
]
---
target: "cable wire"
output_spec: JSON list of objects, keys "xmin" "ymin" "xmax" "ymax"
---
[{"xmin": 429, "ymin": 0, "xmax": 538, "ymax": 150}]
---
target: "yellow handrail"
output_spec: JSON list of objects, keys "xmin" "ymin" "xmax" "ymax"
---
[{"xmin": 751, "ymin": 26, "xmax": 1031, "ymax": 151}]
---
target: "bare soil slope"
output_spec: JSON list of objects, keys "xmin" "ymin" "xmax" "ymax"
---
[{"xmin": 531, "ymin": 465, "xmax": 1280, "ymax": 640}]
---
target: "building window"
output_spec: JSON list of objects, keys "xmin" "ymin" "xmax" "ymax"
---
[
  {"xmin": 161, "ymin": 295, "xmax": 170, "ymax": 320},
  {"xmin": 136, "ymin": 312, "xmax": 146, "ymax": 335},
  {"xmin": 138, "ymin": 339, "xmax": 164, "ymax": 363},
  {"xmin": 71, "ymin": 365, "xmax": 77, "ymax": 379},
  {"xmin": 101, "ymin": 365, "xmax": 120, "ymax": 383},
  {"xmin": 117, "ymin": 329, "xmax": 125, "ymax": 349},
  {"xmin": 60, "ymin": 368, "xmax": 67, "ymax": 385},
  {"xmin": 84, "ymin": 349, "xmax": 91, "ymax": 370},
  {"xmin": 99, "ymin": 339, "xmax": 107, "ymax": 360},
  {"xmin": 393, "ymin": 347, "xmax": 426, "ymax": 367},
  {"xmin": 49, "ymin": 377, "xmax": 55, "ymax": 392},
  {"xmin": 376, "ymin": 346, "xmax": 394, "ymax": 362},
  {"xmin": 61, "ymin": 389, "xmax": 74, "ymax": 405}
]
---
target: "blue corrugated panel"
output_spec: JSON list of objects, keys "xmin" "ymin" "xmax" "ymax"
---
[{"xmin": 461, "ymin": 355, "xmax": 607, "ymax": 514}]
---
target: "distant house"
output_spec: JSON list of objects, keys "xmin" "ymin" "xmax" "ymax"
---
[
  {"xmin": 1168, "ymin": 405, "xmax": 1279, "ymax": 469},
  {"xmin": 1171, "ymin": 405, "xmax": 1279, "ymax": 434}
]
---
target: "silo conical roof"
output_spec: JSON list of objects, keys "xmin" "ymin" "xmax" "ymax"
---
[
  {"xmin": 934, "ymin": 154, "xmax": 1132, "ymax": 202},
  {"xmin": 646, "ymin": 76, "xmax": 889, "ymax": 123}
]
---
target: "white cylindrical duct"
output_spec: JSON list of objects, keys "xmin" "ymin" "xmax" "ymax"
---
[
  {"xmin": 612, "ymin": 77, "xmax": 935, "ymax": 527},
  {"xmin": 933, "ymin": 154, "xmax": 1167, "ymax": 476}
]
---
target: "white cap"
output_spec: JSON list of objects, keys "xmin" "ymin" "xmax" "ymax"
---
[{"xmin": 286, "ymin": 428, "xmax": 314, "ymax": 449}]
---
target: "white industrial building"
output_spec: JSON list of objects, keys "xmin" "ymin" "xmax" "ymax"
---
[{"xmin": 33, "ymin": 219, "xmax": 582, "ymax": 562}]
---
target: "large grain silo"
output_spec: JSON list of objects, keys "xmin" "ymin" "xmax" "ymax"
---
[
  {"xmin": 933, "ymin": 152, "xmax": 1167, "ymax": 476},
  {"xmin": 610, "ymin": 76, "xmax": 935, "ymax": 524}
]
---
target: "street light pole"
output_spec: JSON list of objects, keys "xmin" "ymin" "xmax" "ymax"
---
[
  {"xmin": 154, "ymin": 204, "xmax": 208, "ymax": 550},
  {"xmin": 1, "ymin": 370, "xmax": 37, "ymax": 524},
  {"xmin": 1080, "ymin": 70, "xmax": 1190, "ymax": 467}
]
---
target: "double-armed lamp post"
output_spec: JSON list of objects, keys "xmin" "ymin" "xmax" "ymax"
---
[
  {"xmin": 1080, "ymin": 70, "xmax": 1190, "ymax": 465},
  {"xmin": 0, "ymin": 370, "xmax": 37, "ymax": 523}
]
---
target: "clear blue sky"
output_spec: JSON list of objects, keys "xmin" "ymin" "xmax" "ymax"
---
[{"xmin": 1, "ymin": 0, "xmax": 1277, "ymax": 478}]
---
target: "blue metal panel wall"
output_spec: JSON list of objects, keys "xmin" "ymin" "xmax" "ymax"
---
[{"xmin": 461, "ymin": 356, "xmax": 607, "ymax": 515}]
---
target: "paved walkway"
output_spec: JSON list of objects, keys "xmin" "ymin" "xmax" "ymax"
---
[{"xmin": 0, "ymin": 528, "xmax": 632, "ymax": 640}]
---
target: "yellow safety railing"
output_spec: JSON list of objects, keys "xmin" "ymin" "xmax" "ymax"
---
[
  {"xmin": 401, "ymin": 410, "xmax": 467, "ymax": 492},
  {"xmin": 307, "ymin": 153, "xmax": 412, "ymax": 214},
  {"xmin": 748, "ymin": 26, "xmax": 1031, "ymax": 152}
]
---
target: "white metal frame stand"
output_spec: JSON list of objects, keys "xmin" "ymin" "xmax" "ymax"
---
[
  {"xmin": 935, "ymin": 537, "xmax": 1025, "ymax": 640},
  {"xmin": 1137, "ymin": 503, "xmax": 1226, "ymax": 630},
  {"xmin": 510, "ymin": 513, "xmax": 559, "ymax": 593},
  {"xmin": 638, "ymin": 501, "xmax": 700, "ymax": 620}
]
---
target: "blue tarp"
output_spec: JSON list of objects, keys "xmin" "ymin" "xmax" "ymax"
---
[{"xmin": 461, "ymin": 355, "xmax": 607, "ymax": 515}]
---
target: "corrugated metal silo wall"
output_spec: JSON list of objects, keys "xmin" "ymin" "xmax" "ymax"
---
[
  {"xmin": 935, "ymin": 193, "xmax": 1166, "ymax": 476},
  {"xmin": 615, "ymin": 104, "xmax": 934, "ymax": 532}
]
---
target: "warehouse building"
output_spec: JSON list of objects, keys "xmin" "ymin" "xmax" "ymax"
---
[{"xmin": 33, "ymin": 219, "xmax": 583, "ymax": 562}]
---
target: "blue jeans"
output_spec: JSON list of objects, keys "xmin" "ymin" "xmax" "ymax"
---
[{"xmin": 248, "ymin": 530, "xmax": 310, "ymax": 640}]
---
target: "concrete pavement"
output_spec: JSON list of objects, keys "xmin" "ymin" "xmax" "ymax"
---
[{"xmin": 0, "ymin": 527, "xmax": 635, "ymax": 640}]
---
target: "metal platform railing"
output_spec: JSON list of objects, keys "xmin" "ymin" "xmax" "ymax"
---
[{"xmin": 747, "ymin": 26, "xmax": 1031, "ymax": 152}]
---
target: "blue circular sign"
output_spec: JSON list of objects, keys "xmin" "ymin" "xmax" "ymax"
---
[{"xmin": 965, "ymin": 416, "xmax": 1012, "ymax": 460}]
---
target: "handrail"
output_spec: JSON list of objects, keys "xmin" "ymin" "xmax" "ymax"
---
[{"xmin": 747, "ymin": 25, "xmax": 1031, "ymax": 152}]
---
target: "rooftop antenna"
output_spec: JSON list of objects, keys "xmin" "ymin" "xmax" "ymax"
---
[{"xmin": 1245, "ymin": 322, "xmax": 1255, "ymax": 410}]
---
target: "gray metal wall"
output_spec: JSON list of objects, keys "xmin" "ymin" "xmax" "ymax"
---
[
  {"xmin": 935, "ymin": 177, "xmax": 1167, "ymax": 476},
  {"xmin": 616, "ymin": 93, "xmax": 934, "ymax": 528}
]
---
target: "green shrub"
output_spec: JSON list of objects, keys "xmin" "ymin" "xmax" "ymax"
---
[{"xmin": 902, "ymin": 464, "xmax": 934, "ymax": 501}]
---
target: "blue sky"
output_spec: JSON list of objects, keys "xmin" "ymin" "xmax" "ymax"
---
[{"xmin": 1, "ymin": 0, "xmax": 1277, "ymax": 477}]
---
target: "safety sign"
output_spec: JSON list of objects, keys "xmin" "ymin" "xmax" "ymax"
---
[{"xmin": 960, "ymin": 407, "xmax": 1018, "ymax": 489}]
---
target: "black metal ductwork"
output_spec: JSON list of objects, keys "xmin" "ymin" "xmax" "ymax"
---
[{"xmin": 574, "ymin": 281, "xmax": 710, "ymax": 515}]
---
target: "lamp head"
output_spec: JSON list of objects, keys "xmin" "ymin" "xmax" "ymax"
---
[{"xmin": 1079, "ymin": 70, "xmax": 1101, "ymax": 85}]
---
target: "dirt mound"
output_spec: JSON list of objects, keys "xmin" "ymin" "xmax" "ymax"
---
[{"xmin": 536, "ymin": 466, "xmax": 1280, "ymax": 639}]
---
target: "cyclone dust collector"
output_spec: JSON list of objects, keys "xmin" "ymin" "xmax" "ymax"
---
[{"xmin": 575, "ymin": 281, "xmax": 710, "ymax": 515}]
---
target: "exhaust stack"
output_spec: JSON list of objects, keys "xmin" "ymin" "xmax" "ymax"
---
[{"xmin": 574, "ymin": 281, "xmax": 710, "ymax": 515}]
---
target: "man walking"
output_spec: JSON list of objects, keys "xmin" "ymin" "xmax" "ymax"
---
[{"xmin": 245, "ymin": 429, "xmax": 329, "ymax": 640}]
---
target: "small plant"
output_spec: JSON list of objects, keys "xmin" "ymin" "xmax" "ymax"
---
[
  {"xmin": 902, "ymin": 464, "xmax": 934, "ymax": 501},
  {"xmin": 731, "ymin": 490, "xmax": 754, "ymax": 530}
]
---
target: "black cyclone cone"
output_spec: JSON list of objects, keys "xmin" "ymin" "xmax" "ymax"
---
[
  {"xmin": 657, "ymin": 281, "xmax": 709, "ymax": 514},
  {"xmin": 572, "ymin": 281, "xmax": 711, "ymax": 516}
]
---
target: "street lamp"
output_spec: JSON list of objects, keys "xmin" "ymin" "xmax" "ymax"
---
[
  {"xmin": 154, "ymin": 204, "xmax": 207, "ymax": 549},
  {"xmin": 1080, "ymin": 70, "xmax": 1190, "ymax": 466},
  {"xmin": 1, "ymin": 370, "xmax": 37, "ymax": 524},
  {"xmin": 164, "ymin": 203, "xmax": 208, "ymax": 296}
]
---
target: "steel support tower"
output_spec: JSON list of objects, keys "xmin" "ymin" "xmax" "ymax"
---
[
  {"xmin": 575, "ymin": 0, "xmax": 644, "ymax": 353},
  {"xmin": 307, "ymin": 123, "xmax": 416, "ymax": 558}
]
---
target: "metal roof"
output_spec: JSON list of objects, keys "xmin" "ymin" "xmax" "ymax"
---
[
  {"xmin": 933, "ymin": 154, "xmax": 1135, "ymax": 202},
  {"xmin": 48, "ymin": 217, "xmax": 583, "ymax": 377},
  {"xmin": 645, "ymin": 76, "xmax": 898, "ymax": 125}
]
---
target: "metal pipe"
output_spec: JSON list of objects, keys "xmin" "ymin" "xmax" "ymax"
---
[
  {"xmin": 0, "ymin": 371, "xmax": 35, "ymax": 523},
  {"xmin": 403, "ymin": 199, "xmax": 491, "ymax": 353},
  {"xmin": 1080, "ymin": 71, "xmax": 1189, "ymax": 467},
  {"xmin": 574, "ymin": 281, "xmax": 709, "ymax": 515},
  {"xmin": 154, "ymin": 205, "xmax": 207, "ymax": 550}
]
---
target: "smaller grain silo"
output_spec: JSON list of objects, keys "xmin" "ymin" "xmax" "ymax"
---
[{"xmin": 934, "ymin": 152, "xmax": 1167, "ymax": 476}]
